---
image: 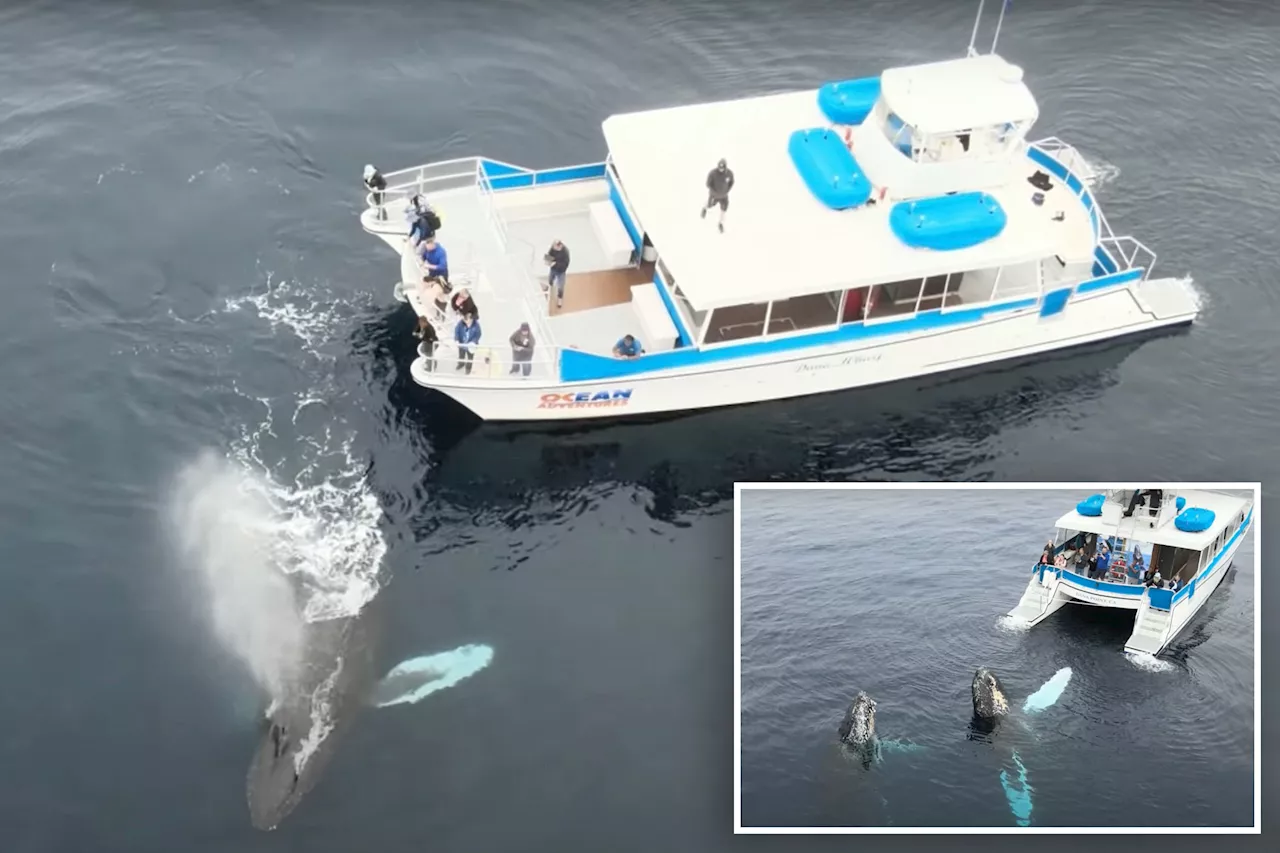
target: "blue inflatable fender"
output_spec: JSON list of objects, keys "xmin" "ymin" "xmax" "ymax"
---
[
  {"xmin": 816, "ymin": 77, "xmax": 881, "ymax": 126},
  {"xmin": 788, "ymin": 128, "xmax": 872, "ymax": 210},
  {"xmin": 1174, "ymin": 507, "xmax": 1216, "ymax": 533},
  {"xmin": 1076, "ymin": 493, "xmax": 1105, "ymax": 517}
]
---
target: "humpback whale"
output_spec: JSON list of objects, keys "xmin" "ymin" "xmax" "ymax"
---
[
  {"xmin": 244, "ymin": 597, "xmax": 494, "ymax": 831},
  {"xmin": 970, "ymin": 666, "xmax": 1012, "ymax": 731},
  {"xmin": 838, "ymin": 691, "xmax": 877, "ymax": 746}
]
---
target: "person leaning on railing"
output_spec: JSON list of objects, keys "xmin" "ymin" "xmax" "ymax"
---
[
  {"xmin": 364, "ymin": 164, "xmax": 387, "ymax": 220},
  {"xmin": 613, "ymin": 334, "xmax": 644, "ymax": 359}
]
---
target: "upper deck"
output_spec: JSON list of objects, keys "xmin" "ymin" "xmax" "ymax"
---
[
  {"xmin": 601, "ymin": 57, "xmax": 1092, "ymax": 312},
  {"xmin": 1053, "ymin": 489, "xmax": 1252, "ymax": 552}
]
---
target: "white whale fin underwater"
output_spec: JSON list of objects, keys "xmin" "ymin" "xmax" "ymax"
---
[
  {"xmin": 877, "ymin": 737, "xmax": 926, "ymax": 755},
  {"xmin": 999, "ymin": 749, "xmax": 1034, "ymax": 826},
  {"xmin": 370, "ymin": 644, "xmax": 494, "ymax": 708},
  {"xmin": 1022, "ymin": 667, "xmax": 1072, "ymax": 714}
]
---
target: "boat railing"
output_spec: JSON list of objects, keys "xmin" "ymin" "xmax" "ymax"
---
[
  {"xmin": 1029, "ymin": 137, "xmax": 1158, "ymax": 281},
  {"xmin": 421, "ymin": 340, "xmax": 562, "ymax": 382}
]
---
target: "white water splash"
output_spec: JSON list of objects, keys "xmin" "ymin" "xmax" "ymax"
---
[
  {"xmin": 169, "ymin": 452, "xmax": 308, "ymax": 700},
  {"xmin": 294, "ymin": 657, "xmax": 344, "ymax": 774},
  {"xmin": 1087, "ymin": 157, "xmax": 1121, "ymax": 191},
  {"xmin": 995, "ymin": 614, "xmax": 1032, "ymax": 634},
  {"xmin": 170, "ymin": 268, "xmax": 388, "ymax": 772},
  {"xmin": 1124, "ymin": 651, "xmax": 1175, "ymax": 673},
  {"xmin": 371, "ymin": 645, "xmax": 495, "ymax": 708},
  {"xmin": 1023, "ymin": 667, "xmax": 1072, "ymax": 713}
]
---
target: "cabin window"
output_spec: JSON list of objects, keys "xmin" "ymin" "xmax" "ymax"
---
[
  {"xmin": 864, "ymin": 278, "xmax": 925, "ymax": 321},
  {"xmin": 766, "ymin": 291, "xmax": 842, "ymax": 335},
  {"xmin": 704, "ymin": 302, "xmax": 769, "ymax": 344},
  {"xmin": 670, "ymin": 282, "xmax": 706, "ymax": 335},
  {"xmin": 840, "ymin": 286, "xmax": 871, "ymax": 324}
]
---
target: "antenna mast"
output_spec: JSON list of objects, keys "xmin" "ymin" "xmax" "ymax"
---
[
  {"xmin": 966, "ymin": 0, "xmax": 985, "ymax": 57},
  {"xmin": 990, "ymin": 0, "xmax": 1011, "ymax": 55}
]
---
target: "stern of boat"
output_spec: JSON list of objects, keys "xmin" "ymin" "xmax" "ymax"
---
[{"xmin": 1007, "ymin": 565, "xmax": 1070, "ymax": 626}]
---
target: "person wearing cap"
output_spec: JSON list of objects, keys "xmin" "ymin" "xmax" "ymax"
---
[
  {"xmin": 363, "ymin": 164, "xmax": 387, "ymax": 220},
  {"xmin": 700, "ymin": 158, "xmax": 735, "ymax": 232},
  {"xmin": 509, "ymin": 322, "xmax": 536, "ymax": 376}
]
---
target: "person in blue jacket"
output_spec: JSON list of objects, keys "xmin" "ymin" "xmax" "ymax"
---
[
  {"xmin": 454, "ymin": 311, "xmax": 482, "ymax": 374},
  {"xmin": 420, "ymin": 237, "xmax": 449, "ymax": 284}
]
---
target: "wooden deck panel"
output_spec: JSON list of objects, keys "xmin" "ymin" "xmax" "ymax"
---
[{"xmin": 548, "ymin": 261, "xmax": 655, "ymax": 316}]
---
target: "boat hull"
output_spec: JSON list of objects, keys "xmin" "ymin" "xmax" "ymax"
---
[{"xmin": 414, "ymin": 279, "xmax": 1195, "ymax": 422}]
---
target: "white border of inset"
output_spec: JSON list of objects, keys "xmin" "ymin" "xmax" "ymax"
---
[{"xmin": 732, "ymin": 482, "xmax": 1262, "ymax": 834}]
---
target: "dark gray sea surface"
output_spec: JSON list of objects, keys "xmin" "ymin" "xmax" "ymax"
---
[
  {"xmin": 738, "ymin": 488, "xmax": 1257, "ymax": 828},
  {"xmin": 0, "ymin": 0, "xmax": 1276, "ymax": 850}
]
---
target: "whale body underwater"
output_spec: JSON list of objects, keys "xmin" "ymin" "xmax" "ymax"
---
[
  {"xmin": 838, "ymin": 665, "xmax": 1073, "ymax": 826},
  {"xmin": 246, "ymin": 624, "xmax": 494, "ymax": 831}
]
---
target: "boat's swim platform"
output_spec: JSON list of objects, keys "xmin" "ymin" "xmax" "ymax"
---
[
  {"xmin": 816, "ymin": 76, "xmax": 881, "ymax": 126},
  {"xmin": 889, "ymin": 191, "xmax": 1008, "ymax": 251},
  {"xmin": 788, "ymin": 128, "xmax": 873, "ymax": 210}
]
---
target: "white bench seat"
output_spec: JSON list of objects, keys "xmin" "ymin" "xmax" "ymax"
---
[{"xmin": 589, "ymin": 200, "xmax": 636, "ymax": 268}]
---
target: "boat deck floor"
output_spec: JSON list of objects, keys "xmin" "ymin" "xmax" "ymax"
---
[{"xmin": 549, "ymin": 262, "xmax": 655, "ymax": 317}]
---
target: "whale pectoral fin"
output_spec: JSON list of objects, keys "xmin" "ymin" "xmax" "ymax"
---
[{"xmin": 879, "ymin": 737, "xmax": 926, "ymax": 754}]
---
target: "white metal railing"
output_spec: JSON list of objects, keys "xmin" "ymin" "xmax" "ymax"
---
[
  {"xmin": 1029, "ymin": 137, "xmax": 1158, "ymax": 281},
  {"xmin": 414, "ymin": 341, "xmax": 561, "ymax": 382}
]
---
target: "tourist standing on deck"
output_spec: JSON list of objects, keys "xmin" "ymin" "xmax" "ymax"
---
[
  {"xmin": 509, "ymin": 322, "xmax": 535, "ymax": 376},
  {"xmin": 364, "ymin": 164, "xmax": 387, "ymax": 220},
  {"xmin": 414, "ymin": 316, "xmax": 438, "ymax": 372},
  {"xmin": 454, "ymin": 312, "xmax": 482, "ymax": 374},
  {"xmin": 701, "ymin": 158, "xmax": 734, "ymax": 232},
  {"xmin": 544, "ymin": 240, "xmax": 570, "ymax": 309}
]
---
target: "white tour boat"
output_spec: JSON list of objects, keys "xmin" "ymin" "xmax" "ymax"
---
[
  {"xmin": 360, "ymin": 2, "xmax": 1198, "ymax": 422},
  {"xmin": 1007, "ymin": 489, "xmax": 1254, "ymax": 656}
]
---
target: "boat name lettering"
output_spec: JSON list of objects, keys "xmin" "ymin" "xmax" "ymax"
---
[
  {"xmin": 538, "ymin": 389, "xmax": 633, "ymax": 409},
  {"xmin": 796, "ymin": 352, "xmax": 884, "ymax": 372}
]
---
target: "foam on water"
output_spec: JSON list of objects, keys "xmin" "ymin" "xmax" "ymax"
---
[
  {"xmin": 1023, "ymin": 666, "xmax": 1072, "ymax": 713},
  {"xmin": 371, "ymin": 644, "xmax": 495, "ymax": 708},
  {"xmin": 1124, "ymin": 651, "xmax": 1176, "ymax": 673},
  {"xmin": 995, "ymin": 614, "xmax": 1032, "ymax": 634},
  {"xmin": 294, "ymin": 657, "xmax": 344, "ymax": 774}
]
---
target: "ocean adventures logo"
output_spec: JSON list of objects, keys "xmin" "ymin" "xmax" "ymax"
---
[{"xmin": 538, "ymin": 389, "xmax": 632, "ymax": 410}]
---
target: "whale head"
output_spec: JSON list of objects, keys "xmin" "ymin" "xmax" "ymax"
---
[
  {"xmin": 971, "ymin": 666, "xmax": 1010, "ymax": 723},
  {"xmin": 838, "ymin": 691, "xmax": 877, "ymax": 747}
]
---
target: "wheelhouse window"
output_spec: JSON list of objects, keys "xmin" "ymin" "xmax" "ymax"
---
[
  {"xmin": 765, "ymin": 291, "xmax": 841, "ymax": 335},
  {"xmin": 704, "ymin": 302, "xmax": 768, "ymax": 343}
]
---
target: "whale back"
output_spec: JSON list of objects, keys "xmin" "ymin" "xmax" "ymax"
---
[{"xmin": 839, "ymin": 691, "xmax": 877, "ymax": 746}]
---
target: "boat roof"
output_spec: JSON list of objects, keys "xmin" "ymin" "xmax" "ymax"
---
[
  {"xmin": 880, "ymin": 54, "xmax": 1039, "ymax": 135},
  {"xmin": 601, "ymin": 84, "xmax": 1058, "ymax": 312},
  {"xmin": 1053, "ymin": 489, "xmax": 1253, "ymax": 552}
]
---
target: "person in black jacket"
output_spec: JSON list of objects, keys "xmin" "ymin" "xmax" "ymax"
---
[
  {"xmin": 700, "ymin": 158, "xmax": 735, "ymax": 232},
  {"xmin": 450, "ymin": 287, "xmax": 478, "ymax": 320},
  {"xmin": 413, "ymin": 315, "xmax": 438, "ymax": 371},
  {"xmin": 544, "ymin": 240, "xmax": 570, "ymax": 309},
  {"xmin": 364, "ymin": 164, "xmax": 387, "ymax": 220}
]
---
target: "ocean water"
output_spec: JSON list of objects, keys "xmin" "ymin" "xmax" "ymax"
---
[
  {"xmin": 738, "ymin": 488, "xmax": 1257, "ymax": 828},
  {"xmin": 0, "ymin": 0, "xmax": 1276, "ymax": 850}
]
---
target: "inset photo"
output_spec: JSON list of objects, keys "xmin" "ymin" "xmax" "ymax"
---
[{"xmin": 734, "ymin": 484, "xmax": 1259, "ymax": 833}]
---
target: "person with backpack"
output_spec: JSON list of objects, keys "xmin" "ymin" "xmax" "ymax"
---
[
  {"xmin": 364, "ymin": 164, "xmax": 388, "ymax": 220},
  {"xmin": 408, "ymin": 195, "xmax": 442, "ymax": 244}
]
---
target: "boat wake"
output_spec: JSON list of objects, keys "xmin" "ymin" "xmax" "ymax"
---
[
  {"xmin": 994, "ymin": 614, "xmax": 1032, "ymax": 634},
  {"xmin": 1123, "ymin": 651, "xmax": 1175, "ymax": 673},
  {"xmin": 371, "ymin": 645, "xmax": 495, "ymax": 708}
]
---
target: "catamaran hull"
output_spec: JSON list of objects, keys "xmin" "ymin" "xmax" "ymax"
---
[{"xmin": 413, "ymin": 279, "xmax": 1195, "ymax": 422}]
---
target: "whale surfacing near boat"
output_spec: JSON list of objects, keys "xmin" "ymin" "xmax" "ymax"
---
[
  {"xmin": 971, "ymin": 666, "xmax": 1011, "ymax": 724},
  {"xmin": 838, "ymin": 691, "xmax": 877, "ymax": 747}
]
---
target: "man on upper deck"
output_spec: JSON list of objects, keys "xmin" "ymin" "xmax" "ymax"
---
[{"xmin": 700, "ymin": 158, "xmax": 734, "ymax": 233}]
